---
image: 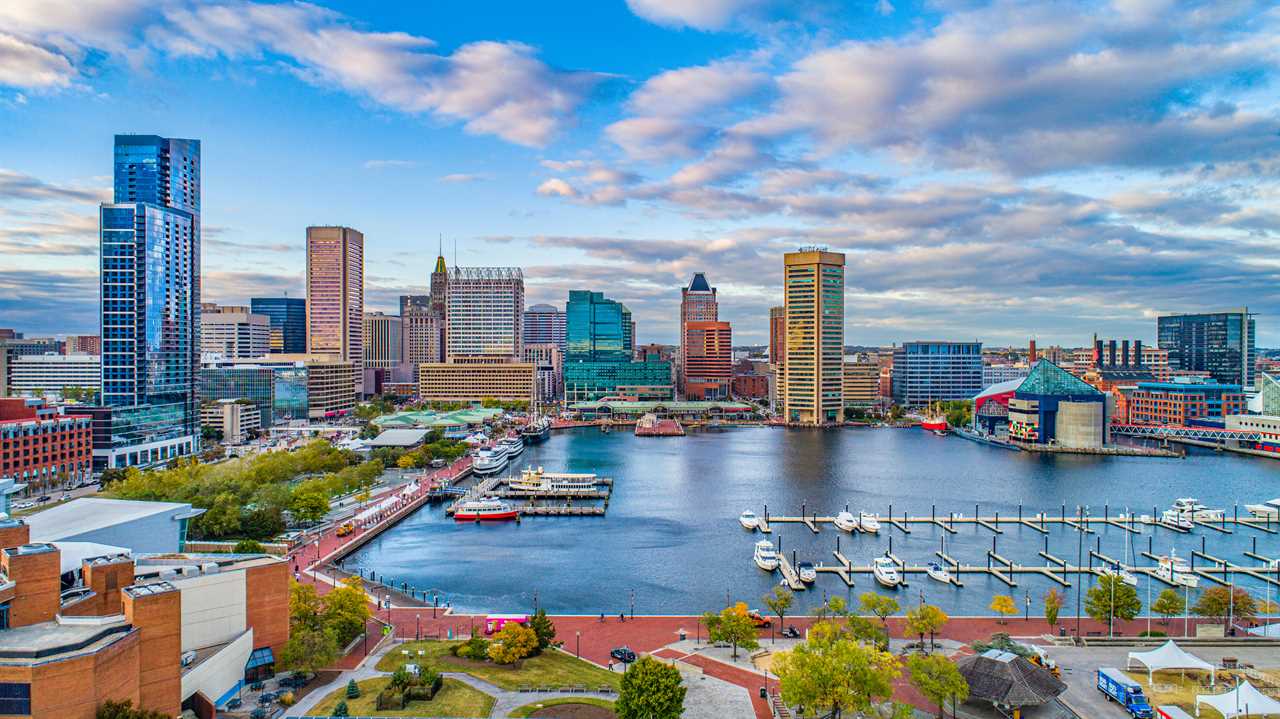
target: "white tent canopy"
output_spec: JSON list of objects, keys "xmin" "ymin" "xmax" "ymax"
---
[
  {"xmin": 1196, "ymin": 681, "xmax": 1280, "ymax": 718},
  {"xmin": 1127, "ymin": 640, "xmax": 1216, "ymax": 685}
]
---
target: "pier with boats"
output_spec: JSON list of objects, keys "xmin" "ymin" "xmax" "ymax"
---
[{"xmin": 446, "ymin": 465, "xmax": 613, "ymax": 519}]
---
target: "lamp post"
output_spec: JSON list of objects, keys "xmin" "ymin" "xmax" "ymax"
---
[
  {"xmin": 576, "ymin": 630, "xmax": 581, "ymax": 659},
  {"xmin": 1024, "ymin": 590, "xmax": 1030, "ymax": 622},
  {"xmin": 630, "ymin": 589, "xmax": 635, "ymax": 620},
  {"xmin": 1075, "ymin": 505, "xmax": 1085, "ymax": 638},
  {"xmin": 416, "ymin": 613, "xmax": 421, "ymax": 641}
]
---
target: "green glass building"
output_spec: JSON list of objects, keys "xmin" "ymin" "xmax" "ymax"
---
[{"xmin": 564, "ymin": 290, "xmax": 672, "ymax": 402}]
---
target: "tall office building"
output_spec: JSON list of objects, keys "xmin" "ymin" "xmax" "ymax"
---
[
  {"xmin": 98, "ymin": 134, "xmax": 201, "ymax": 468},
  {"xmin": 363, "ymin": 312, "xmax": 403, "ymax": 369},
  {"xmin": 891, "ymin": 341, "xmax": 983, "ymax": 405},
  {"xmin": 251, "ymin": 296, "xmax": 306, "ymax": 353},
  {"xmin": 306, "ymin": 226, "xmax": 364, "ymax": 365},
  {"xmin": 445, "ymin": 267, "xmax": 524, "ymax": 361},
  {"xmin": 563, "ymin": 290, "xmax": 672, "ymax": 402},
  {"xmin": 430, "ymin": 248, "xmax": 449, "ymax": 323},
  {"xmin": 403, "ymin": 306, "xmax": 443, "ymax": 367},
  {"xmin": 679, "ymin": 273, "xmax": 722, "ymax": 397},
  {"xmin": 782, "ymin": 249, "xmax": 845, "ymax": 425},
  {"xmin": 769, "ymin": 306, "xmax": 786, "ymax": 365},
  {"xmin": 683, "ymin": 321, "xmax": 732, "ymax": 400},
  {"xmin": 200, "ymin": 306, "xmax": 270, "ymax": 359},
  {"xmin": 1158, "ymin": 309, "xmax": 1256, "ymax": 387},
  {"xmin": 523, "ymin": 303, "xmax": 567, "ymax": 352}
]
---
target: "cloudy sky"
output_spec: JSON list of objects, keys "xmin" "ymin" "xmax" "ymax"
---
[{"xmin": 1, "ymin": 0, "xmax": 1277, "ymax": 346}]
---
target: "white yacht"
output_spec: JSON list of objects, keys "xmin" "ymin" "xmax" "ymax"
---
[
  {"xmin": 859, "ymin": 512, "xmax": 881, "ymax": 533},
  {"xmin": 508, "ymin": 467, "xmax": 600, "ymax": 492},
  {"xmin": 1161, "ymin": 512, "xmax": 1194, "ymax": 530},
  {"xmin": 1246, "ymin": 498, "xmax": 1280, "ymax": 518},
  {"xmin": 1162, "ymin": 497, "xmax": 1225, "ymax": 525},
  {"xmin": 926, "ymin": 561, "xmax": 952, "ymax": 584},
  {"xmin": 797, "ymin": 561, "xmax": 817, "ymax": 583},
  {"xmin": 1098, "ymin": 564, "xmax": 1138, "ymax": 587},
  {"xmin": 872, "ymin": 557, "xmax": 901, "ymax": 588},
  {"xmin": 1154, "ymin": 551, "xmax": 1199, "ymax": 588},
  {"xmin": 833, "ymin": 511, "xmax": 860, "ymax": 532},
  {"xmin": 496, "ymin": 436, "xmax": 524, "ymax": 458},
  {"xmin": 754, "ymin": 540, "xmax": 780, "ymax": 571},
  {"xmin": 739, "ymin": 510, "xmax": 759, "ymax": 531},
  {"xmin": 471, "ymin": 446, "xmax": 509, "ymax": 475}
]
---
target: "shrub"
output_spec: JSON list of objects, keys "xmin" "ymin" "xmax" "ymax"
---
[
  {"xmin": 234, "ymin": 539, "xmax": 264, "ymax": 553},
  {"xmin": 376, "ymin": 688, "xmax": 405, "ymax": 711},
  {"xmin": 277, "ymin": 691, "xmax": 295, "ymax": 707},
  {"xmin": 331, "ymin": 699, "xmax": 349, "ymax": 717},
  {"xmin": 346, "ymin": 679, "xmax": 361, "ymax": 699},
  {"xmin": 454, "ymin": 636, "xmax": 489, "ymax": 659},
  {"xmin": 488, "ymin": 623, "xmax": 539, "ymax": 664},
  {"xmin": 1138, "ymin": 630, "xmax": 1168, "ymax": 637}
]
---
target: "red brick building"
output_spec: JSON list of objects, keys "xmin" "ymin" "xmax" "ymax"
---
[
  {"xmin": 732, "ymin": 373, "xmax": 769, "ymax": 399},
  {"xmin": 0, "ymin": 399, "xmax": 91, "ymax": 494},
  {"xmin": 1126, "ymin": 380, "xmax": 1246, "ymax": 426},
  {"xmin": 683, "ymin": 321, "xmax": 733, "ymax": 400}
]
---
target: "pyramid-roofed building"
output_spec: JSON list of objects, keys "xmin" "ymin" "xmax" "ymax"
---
[{"xmin": 1009, "ymin": 360, "xmax": 1108, "ymax": 448}]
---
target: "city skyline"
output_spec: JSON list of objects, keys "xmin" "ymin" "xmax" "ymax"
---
[{"xmin": 1, "ymin": 1, "xmax": 1278, "ymax": 346}]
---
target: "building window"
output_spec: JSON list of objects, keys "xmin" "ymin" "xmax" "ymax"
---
[{"xmin": 0, "ymin": 683, "xmax": 30, "ymax": 715}]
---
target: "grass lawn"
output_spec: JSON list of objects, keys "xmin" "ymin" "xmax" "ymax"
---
[
  {"xmin": 508, "ymin": 697, "xmax": 616, "ymax": 717},
  {"xmin": 1123, "ymin": 670, "xmax": 1243, "ymax": 719},
  {"xmin": 309, "ymin": 677, "xmax": 494, "ymax": 717},
  {"xmin": 378, "ymin": 641, "xmax": 621, "ymax": 691}
]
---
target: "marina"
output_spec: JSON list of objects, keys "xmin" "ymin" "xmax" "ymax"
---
[{"xmin": 444, "ymin": 466, "xmax": 614, "ymax": 517}]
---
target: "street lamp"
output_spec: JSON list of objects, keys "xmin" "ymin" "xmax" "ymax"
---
[
  {"xmin": 1024, "ymin": 590, "xmax": 1030, "ymax": 622},
  {"xmin": 630, "ymin": 589, "xmax": 635, "ymax": 620},
  {"xmin": 576, "ymin": 630, "xmax": 581, "ymax": 659},
  {"xmin": 416, "ymin": 614, "xmax": 421, "ymax": 641}
]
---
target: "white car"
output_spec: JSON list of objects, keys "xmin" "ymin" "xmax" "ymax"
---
[{"xmin": 11, "ymin": 501, "xmax": 34, "ymax": 510}]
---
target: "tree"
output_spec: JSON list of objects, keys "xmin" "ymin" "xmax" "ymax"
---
[
  {"xmin": 615, "ymin": 655, "xmax": 686, "ymax": 719},
  {"xmin": 1193, "ymin": 586, "xmax": 1257, "ymax": 629},
  {"xmin": 346, "ymin": 679, "xmax": 361, "ymax": 698},
  {"xmin": 528, "ymin": 608, "xmax": 556, "ymax": 650},
  {"xmin": 702, "ymin": 603, "xmax": 760, "ymax": 659},
  {"xmin": 1085, "ymin": 575, "xmax": 1142, "ymax": 628},
  {"xmin": 323, "ymin": 576, "xmax": 373, "ymax": 645},
  {"xmin": 234, "ymin": 539, "xmax": 264, "ymax": 553},
  {"xmin": 990, "ymin": 595, "xmax": 1018, "ymax": 625},
  {"xmin": 280, "ymin": 625, "xmax": 339, "ymax": 676},
  {"xmin": 773, "ymin": 621, "xmax": 905, "ymax": 719},
  {"xmin": 859, "ymin": 592, "xmax": 899, "ymax": 637},
  {"xmin": 331, "ymin": 699, "xmax": 349, "ymax": 717},
  {"xmin": 904, "ymin": 604, "xmax": 949, "ymax": 651},
  {"xmin": 487, "ymin": 622, "xmax": 539, "ymax": 664},
  {"xmin": 908, "ymin": 654, "xmax": 969, "ymax": 719},
  {"xmin": 291, "ymin": 484, "xmax": 331, "ymax": 524},
  {"xmin": 1044, "ymin": 589, "xmax": 1064, "ymax": 627},
  {"xmin": 1151, "ymin": 588, "xmax": 1186, "ymax": 625},
  {"xmin": 764, "ymin": 585, "xmax": 794, "ymax": 635},
  {"xmin": 396, "ymin": 454, "xmax": 416, "ymax": 470},
  {"xmin": 289, "ymin": 580, "xmax": 325, "ymax": 634}
]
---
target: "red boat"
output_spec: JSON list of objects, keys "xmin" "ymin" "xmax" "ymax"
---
[
  {"xmin": 453, "ymin": 499, "xmax": 518, "ymax": 522},
  {"xmin": 920, "ymin": 417, "xmax": 949, "ymax": 433}
]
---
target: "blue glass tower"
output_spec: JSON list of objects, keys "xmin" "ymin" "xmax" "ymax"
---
[
  {"xmin": 251, "ymin": 297, "xmax": 307, "ymax": 353},
  {"xmin": 98, "ymin": 135, "xmax": 201, "ymax": 469},
  {"xmin": 563, "ymin": 291, "xmax": 671, "ymax": 402}
]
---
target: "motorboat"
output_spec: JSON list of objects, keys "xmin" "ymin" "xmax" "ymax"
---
[
  {"xmin": 496, "ymin": 436, "xmax": 524, "ymax": 458},
  {"xmin": 521, "ymin": 417, "xmax": 551, "ymax": 444},
  {"xmin": 754, "ymin": 540, "xmax": 780, "ymax": 571},
  {"xmin": 1098, "ymin": 564, "xmax": 1139, "ymax": 587},
  {"xmin": 471, "ymin": 446, "xmax": 509, "ymax": 475},
  {"xmin": 1160, "ymin": 512, "xmax": 1193, "ymax": 530},
  {"xmin": 926, "ymin": 561, "xmax": 953, "ymax": 584},
  {"xmin": 508, "ymin": 467, "xmax": 600, "ymax": 492},
  {"xmin": 1162, "ymin": 497, "xmax": 1224, "ymax": 524},
  {"xmin": 1246, "ymin": 498, "xmax": 1280, "ymax": 518},
  {"xmin": 1154, "ymin": 551, "xmax": 1199, "ymax": 588},
  {"xmin": 739, "ymin": 510, "xmax": 759, "ymax": 531},
  {"xmin": 872, "ymin": 557, "xmax": 901, "ymax": 588},
  {"xmin": 797, "ymin": 561, "xmax": 817, "ymax": 583},
  {"xmin": 452, "ymin": 499, "xmax": 518, "ymax": 521},
  {"xmin": 859, "ymin": 512, "xmax": 881, "ymax": 533},
  {"xmin": 833, "ymin": 511, "xmax": 860, "ymax": 532}
]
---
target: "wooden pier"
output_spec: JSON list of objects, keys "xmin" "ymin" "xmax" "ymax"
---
[
  {"xmin": 445, "ymin": 471, "xmax": 612, "ymax": 517},
  {"xmin": 777, "ymin": 553, "xmax": 806, "ymax": 591}
]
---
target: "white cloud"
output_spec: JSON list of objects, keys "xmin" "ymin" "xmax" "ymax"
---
[
  {"xmin": 625, "ymin": 0, "xmax": 767, "ymax": 30},
  {"xmin": 363, "ymin": 159, "xmax": 418, "ymax": 170},
  {"xmin": 606, "ymin": 117, "xmax": 712, "ymax": 160},
  {"xmin": 536, "ymin": 178, "xmax": 578, "ymax": 197},
  {"xmin": 439, "ymin": 173, "xmax": 490, "ymax": 183},
  {"xmin": 0, "ymin": 33, "xmax": 76, "ymax": 89},
  {"xmin": 626, "ymin": 59, "xmax": 766, "ymax": 117}
]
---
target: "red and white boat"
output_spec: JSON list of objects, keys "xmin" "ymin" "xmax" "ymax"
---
[
  {"xmin": 920, "ymin": 416, "xmax": 949, "ymax": 434},
  {"xmin": 453, "ymin": 499, "xmax": 518, "ymax": 522}
]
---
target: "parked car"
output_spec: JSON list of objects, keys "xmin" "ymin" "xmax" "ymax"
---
[
  {"xmin": 59, "ymin": 493, "xmax": 71, "ymax": 502},
  {"xmin": 747, "ymin": 610, "xmax": 772, "ymax": 628},
  {"xmin": 11, "ymin": 501, "xmax": 34, "ymax": 510},
  {"xmin": 610, "ymin": 646, "xmax": 637, "ymax": 664},
  {"xmin": 36, "ymin": 495, "xmax": 51, "ymax": 503}
]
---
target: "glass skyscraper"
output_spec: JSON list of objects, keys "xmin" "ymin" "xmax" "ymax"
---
[
  {"xmin": 251, "ymin": 297, "xmax": 306, "ymax": 353},
  {"xmin": 98, "ymin": 135, "xmax": 201, "ymax": 469},
  {"xmin": 1157, "ymin": 309, "xmax": 1256, "ymax": 387},
  {"xmin": 564, "ymin": 291, "xmax": 671, "ymax": 402}
]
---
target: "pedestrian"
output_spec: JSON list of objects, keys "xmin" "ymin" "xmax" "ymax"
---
[
  {"xmin": 600, "ymin": 612, "xmax": 605, "ymax": 623},
  {"xmin": 607, "ymin": 660, "xmax": 614, "ymax": 672},
  {"xmin": 619, "ymin": 612, "xmax": 625, "ymax": 623}
]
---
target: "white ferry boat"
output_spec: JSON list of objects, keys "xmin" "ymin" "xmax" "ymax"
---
[
  {"xmin": 1162, "ymin": 497, "xmax": 1225, "ymax": 525},
  {"xmin": 859, "ymin": 512, "xmax": 882, "ymax": 533},
  {"xmin": 833, "ymin": 511, "xmax": 860, "ymax": 532},
  {"xmin": 1154, "ymin": 551, "xmax": 1199, "ymax": 588},
  {"xmin": 453, "ymin": 499, "xmax": 518, "ymax": 521},
  {"xmin": 872, "ymin": 557, "xmax": 901, "ymax": 588},
  {"xmin": 508, "ymin": 466, "xmax": 600, "ymax": 492},
  {"xmin": 926, "ymin": 561, "xmax": 952, "ymax": 584},
  {"xmin": 472, "ymin": 446, "xmax": 509, "ymax": 475},
  {"xmin": 754, "ymin": 540, "xmax": 780, "ymax": 571},
  {"xmin": 496, "ymin": 435, "xmax": 524, "ymax": 458},
  {"xmin": 739, "ymin": 510, "xmax": 759, "ymax": 530},
  {"xmin": 797, "ymin": 561, "xmax": 817, "ymax": 583},
  {"xmin": 1246, "ymin": 497, "xmax": 1280, "ymax": 518}
]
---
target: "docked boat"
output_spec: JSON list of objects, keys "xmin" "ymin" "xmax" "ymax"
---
[
  {"xmin": 1245, "ymin": 497, "xmax": 1280, "ymax": 518},
  {"xmin": 1098, "ymin": 564, "xmax": 1139, "ymax": 587},
  {"xmin": 872, "ymin": 557, "xmax": 901, "ymax": 588},
  {"xmin": 926, "ymin": 561, "xmax": 952, "ymax": 584},
  {"xmin": 521, "ymin": 417, "xmax": 551, "ymax": 444},
  {"xmin": 471, "ymin": 446, "xmax": 509, "ymax": 475},
  {"xmin": 508, "ymin": 466, "xmax": 600, "ymax": 492},
  {"xmin": 920, "ymin": 402, "xmax": 949, "ymax": 434},
  {"xmin": 833, "ymin": 511, "xmax": 860, "ymax": 532},
  {"xmin": 754, "ymin": 540, "xmax": 780, "ymax": 571},
  {"xmin": 859, "ymin": 512, "xmax": 881, "ymax": 533},
  {"xmin": 797, "ymin": 561, "xmax": 817, "ymax": 583},
  {"xmin": 453, "ymin": 499, "xmax": 518, "ymax": 521},
  {"xmin": 1154, "ymin": 551, "xmax": 1199, "ymax": 588},
  {"xmin": 1161, "ymin": 512, "xmax": 1193, "ymax": 530},
  {"xmin": 497, "ymin": 436, "xmax": 524, "ymax": 458},
  {"xmin": 739, "ymin": 510, "xmax": 759, "ymax": 531},
  {"xmin": 1162, "ymin": 497, "xmax": 1225, "ymax": 525}
]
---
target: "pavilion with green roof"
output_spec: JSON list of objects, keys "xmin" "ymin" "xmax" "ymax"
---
[{"xmin": 1008, "ymin": 360, "xmax": 1107, "ymax": 448}]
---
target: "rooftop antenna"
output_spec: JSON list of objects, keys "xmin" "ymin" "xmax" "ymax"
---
[{"xmin": 438, "ymin": 233, "xmax": 443, "ymax": 257}]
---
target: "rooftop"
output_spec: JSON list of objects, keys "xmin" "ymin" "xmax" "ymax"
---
[
  {"xmin": 568, "ymin": 400, "xmax": 754, "ymax": 411},
  {"xmin": 373, "ymin": 407, "xmax": 503, "ymax": 428},
  {"xmin": 26, "ymin": 498, "xmax": 204, "ymax": 543},
  {"xmin": 366, "ymin": 428, "xmax": 429, "ymax": 447},
  {"xmin": 1016, "ymin": 360, "xmax": 1103, "ymax": 397},
  {"xmin": 0, "ymin": 615, "xmax": 132, "ymax": 664}
]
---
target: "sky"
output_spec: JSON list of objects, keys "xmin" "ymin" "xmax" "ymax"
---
[{"xmin": 0, "ymin": 0, "xmax": 1277, "ymax": 347}]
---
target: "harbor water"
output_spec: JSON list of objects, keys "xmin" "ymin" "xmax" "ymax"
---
[{"xmin": 346, "ymin": 426, "xmax": 1280, "ymax": 616}]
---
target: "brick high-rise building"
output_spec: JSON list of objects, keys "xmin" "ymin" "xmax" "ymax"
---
[
  {"xmin": 683, "ymin": 321, "xmax": 732, "ymax": 400},
  {"xmin": 679, "ymin": 273, "xmax": 719, "ymax": 397}
]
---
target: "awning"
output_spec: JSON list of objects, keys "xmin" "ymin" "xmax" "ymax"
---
[
  {"xmin": 1127, "ymin": 640, "xmax": 1215, "ymax": 685},
  {"xmin": 245, "ymin": 647, "xmax": 274, "ymax": 670},
  {"xmin": 1196, "ymin": 681, "xmax": 1280, "ymax": 718}
]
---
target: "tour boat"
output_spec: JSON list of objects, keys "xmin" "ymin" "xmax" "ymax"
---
[
  {"xmin": 471, "ymin": 446, "xmax": 509, "ymax": 475},
  {"xmin": 1245, "ymin": 497, "xmax": 1280, "ymax": 518},
  {"xmin": 1098, "ymin": 564, "xmax": 1139, "ymax": 587},
  {"xmin": 521, "ymin": 417, "xmax": 551, "ymax": 444},
  {"xmin": 833, "ymin": 511, "xmax": 860, "ymax": 532},
  {"xmin": 739, "ymin": 510, "xmax": 759, "ymax": 531},
  {"xmin": 1154, "ymin": 551, "xmax": 1199, "ymax": 588},
  {"xmin": 754, "ymin": 540, "xmax": 780, "ymax": 571},
  {"xmin": 797, "ymin": 561, "xmax": 817, "ymax": 583},
  {"xmin": 497, "ymin": 435, "xmax": 524, "ymax": 458},
  {"xmin": 872, "ymin": 557, "xmax": 901, "ymax": 588},
  {"xmin": 858, "ymin": 512, "xmax": 881, "ymax": 533},
  {"xmin": 1162, "ymin": 497, "xmax": 1225, "ymax": 524},
  {"xmin": 453, "ymin": 499, "xmax": 518, "ymax": 522},
  {"xmin": 508, "ymin": 467, "xmax": 600, "ymax": 492},
  {"xmin": 926, "ymin": 561, "xmax": 952, "ymax": 584}
]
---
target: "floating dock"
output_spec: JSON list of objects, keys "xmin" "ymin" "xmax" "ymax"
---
[{"xmin": 445, "ymin": 472, "xmax": 612, "ymax": 517}]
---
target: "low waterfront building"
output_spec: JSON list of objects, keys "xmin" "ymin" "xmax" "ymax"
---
[
  {"xmin": 842, "ymin": 358, "xmax": 879, "ymax": 408},
  {"xmin": 971, "ymin": 378, "xmax": 1022, "ymax": 438},
  {"xmin": 1008, "ymin": 360, "xmax": 1107, "ymax": 448},
  {"xmin": 563, "ymin": 361, "xmax": 674, "ymax": 402},
  {"xmin": 202, "ymin": 355, "xmax": 356, "ymax": 421},
  {"xmin": 981, "ymin": 363, "xmax": 1029, "ymax": 388},
  {"xmin": 568, "ymin": 400, "xmax": 757, "ymax": 421},
  {"xmin": 1, "ymin": 353, "xmax": 100, "ymax": 400},
  {"xmin": 372, "ymin": 407, "xmax": 502, "ymax": 433},
  {"xmin": 199, "ymin": 399, "xmax": 261, "ymax": 445},
  {"xmin": 891, "ymin": 341, "xmax": 983, "ymax": 406},
  {"xmin": 417, "ymin": 361, "xmax": 535, "ymax": 403},
  {"xmin": 0, "ymin": 398, "xmax": 92, "ymax": 493},
  {"xmin": 1127, "ymin": 378, "xmax": 1246, "ymax": 426}
]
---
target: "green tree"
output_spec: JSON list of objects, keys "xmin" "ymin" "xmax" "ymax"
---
[
  {"xmin": 233, "ymin": 539, "xmax": 264, "ymax": 553},
  {"xmin": 346, "ymin": 679, "xmax": 361, "ymax": 699},
  {"xmin": 331, "ymin": 699, "xmax": 349, "ymax": 717},
  {"xmin": 96, "ymin": 699, "xmax": 171, "ymax": 719},
  {"xmin": 1085, "ymin": 575, "xmax": 1142, "ymax": 628},
  {"xmin": 291, "ymin": 483, "xmax": 331, "ymax": 524},
  {"xmin": 289, "ymin": 580, "xmax": 325, "ymax": 634},
  {"xmin": 488, "ymin": 622, "xmax": 539, "ymax": 664},
  {"xmin": 764, "ymin": 585, "xmax": 794, "ymax": 635},
  {"xmin": 989, "ymin": 595, "xmax": 1018, "ymax": 625},
  {"xmin": 1044, "ymin": 588, "xmax": 1064, "ymax": 627},
  {"xmin": 528, "ymin": 608, "xmax": 556, "ymax": 650},
  {"xmin": 908, "ymin": 654, "xmax": 969, "ymax": 719},
  {"xmin": 616, "ymin": 655, "xmax": 686, "ymax": 719},
  {"xmin": 773, "ymin": 621, "xmax": 905, "ymax": 719},
  {"xmin": 1193, "ymin": 586, "xmax": 1257, "ymax": 629},
  {"xmin": 702, "ymin": 603, "xmax": 760, "ymax": 659},
  {"xmin": 196, "ymin": 492, "xmax": 242, "ymax": 538},
  {"xmin": 280, "ymin": 625, "xmax": 339, "ymax": 676},
  {"xmin": 904, "ymin": 604, "xmax": 949, "ymax": 651},
  {"xmin": 1151, "ymin": 588, "xmax": 1186, "ymax": 625},
  {"xmin": 323, "ymin": 576, "xmax": 373, "ymax": 645},
  {"xmin": 859, "ymin": 592, "xmax": 899, "ymax": 637}
]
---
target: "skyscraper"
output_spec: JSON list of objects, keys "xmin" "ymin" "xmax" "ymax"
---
[
  {"xmin": 363, "ymin": 312, "xmax": 403, "ymax": 369},
  {"xmin": 306, "ymin": 226, "xmax": 364, "ymax": 364},
  {"xmin": 769, "ymin": 306, "xmax": 786, "ymax": 365},
  {"xmin": 523, "ymin": 303, "xmax": 567, "ymax": 351},
  {"xmin": 445, "ymin": 267, "xmax": 524, "ymax": 361},
  {"xmin": 563, "ymin": 290, "xmax": 672, "ymax": 402},
  {"xmin": 679, "ymin": 273, "xmax": 719, "ymax": 397},
  {"xmin": 782, "ymin": 249, "xmax": 845, "ymax": 425},
  {"xmin": 98, "ymin": 134, "xmax": 201, "ymax": 468},
  {"xmin": 1158, "ymin": 309, "xmax": 1256, "ymax": 387},
  {"xmin": 683, "ymin": 321, "xmax": 733, "ymax": 400},
  {"xmin": 200, "ymin": 306, "xmax": 270, "ymax": 359},
  {"xmin": 251, "ymin": 296, "xmax": 306, "ymax": 353}
]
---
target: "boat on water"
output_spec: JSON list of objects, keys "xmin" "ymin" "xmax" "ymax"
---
[
  {"xmin": 1162, "ymin": 497, "xmax": 1225, "ymax": 525},
  {"xmin": 833, "ymin": 511, "xmax": 860, "ymax": 532},
  {"xmin": 739, "ymin": 510, "xmax": 759, "ymax": 530},
  {"xmin": 754, "ymin": 540, "xmax": 780, "ymax": 571},
  {"xmin": 872, "ymin": 557, "xmax": 901, "ymax": 588},
  {"xmin": 472, "ymin": 446, "xmax": 509, "ymax": 475},
  {"xmin": 497, "ymin": 435, "xmax": 524, "ymax": 458},
  {"xmin": 508, "ymin": 466, "xmax": 600, "ymax": 492},
  {"xmin": 1098, "ymin": 564, "xmax": 1139, "ymax": 587},
  {"xmin": 920, "ymin": 402, "xmax": 949, "ymax": 434},
  {"xmin": 1154, "ymin": 551, "xmax": 1199, "ymax": 588},
  {"xmin": 859, "ymin": 512, "xmax": 881, "ymax": 533},
  {"xmin": 797, "ymin": 561, "xmax": 817, "ymax": 583},
  {"xmin": 1245, "ymin": 497, "xmax": 1280, "ymax": 518},
  {"xmin": 521, "ymin": 417, "xmax": 552, "ymax": 444},
  {"xmin": 1161, "ymin": 512, "xmax": 1194, "ymax": 530},
  {"xmin": 453, "ymin": 499, "xmax": 518, "ymax": 521},
  {"xmin": 926, "ymin": 561, "xmax": 952, "ymax": 584}
]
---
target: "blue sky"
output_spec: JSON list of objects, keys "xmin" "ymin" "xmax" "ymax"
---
[{"xmin": 1, "ymin": 0, "xmax": 1278, "ymax": 346}]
